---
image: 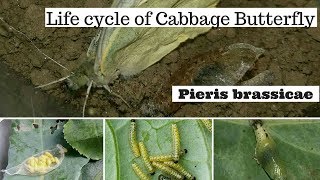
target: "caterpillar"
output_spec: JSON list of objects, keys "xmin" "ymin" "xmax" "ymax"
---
[
  {"xmin": 152, "ymin": 162, "xmax": 184, "ymax": 180},
  {"xmin": 150, "ymin": 149, "xmax": 187, "ymax": 162},
  {"xmin": 171, "ymin": 124, "xmax": 181, "ymax": 163},
  {"xmin": 132, "ymin": 163, "xmax": 150, "ymax": 180},
  {"xmin": 163, "ymin": 161, "xmax": 195, "ymax": 180},
  {"xmin": 139, "ymin": 142, "xmax": 155, "ymax": 175},
  {"xmin": 150, "ymin": 154, "xmax": 174, "ymax": 162},
  {"xmin": 251, "ymin": 120, "xmax": 287, "ymax": 180},
  {"xmin": 201, "ymin": 119, "xmax": 212, "ymax": 133},
  {"xmin": 130, "ymin": 119, "xmax": 140, "ymax": 157}
]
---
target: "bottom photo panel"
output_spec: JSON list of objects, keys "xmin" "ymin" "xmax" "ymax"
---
[
  {"xmin": 0, "ymin": 119, "xmax": 103, "ymax": 180},
  {"xmin": 215, "ymin": 119, "xmax": 320, "ymax": 180},
  {"xmin": 1, "ymin": 118, "xmax": 320, "ymax": 180},
  {"xmin": 105, "ymin": 119, "xmax": 213, "ymax": 180}
]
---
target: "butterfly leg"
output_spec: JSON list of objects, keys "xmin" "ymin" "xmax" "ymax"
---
[
  {"xmin": 35, "ymin": 75, "xmax": 71, "ymax": 89},
  {"xmin": 103, "ymin": 85, "xmax": 131, "ymax": 108},
  {"xmin": 82, "ymin": 80, "xmax": 93, "ymax": 117}
]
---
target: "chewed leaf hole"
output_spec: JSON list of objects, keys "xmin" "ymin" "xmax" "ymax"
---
[
  {"xmin": 32, "ymin": 123, "xmax": 39, "ymax": 129},
  {"xmin": 14, "ymin": 124, "xmax": 32, "ymax": 132}
]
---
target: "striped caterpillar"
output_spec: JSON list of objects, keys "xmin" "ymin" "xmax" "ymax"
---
[{"xmin": 130, "ymin": 119, "xmax": 140, "ymax": 157}]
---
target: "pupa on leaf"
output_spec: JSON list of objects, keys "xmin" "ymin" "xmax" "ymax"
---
[
  {"xmin": 251, "ymin": 120, "xmax": 287, "ymax": 180},
  {"xmin": 1, "ymin": 144, "xmax": 67, "ymax": 176}
]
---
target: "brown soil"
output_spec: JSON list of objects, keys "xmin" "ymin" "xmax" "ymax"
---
[{"xmin": 0, "ymin": 0, "xmax": 319, "ymax": 117}]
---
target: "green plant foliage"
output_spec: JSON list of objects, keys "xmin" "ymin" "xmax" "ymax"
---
[
  {"xmin": 105, "ymin": 120, "xmax": 118, "ymax": 180},
  {"xmin": 215, "ymin": 120, "xmax": 320, "ymax": 180},
  {"xmin": 105, "ymin": 119, "xmax": 212, "ymax": 180},
  {"xmin": 64, "ymin": 120, "xmax": 103, "ymax": 160},
  {"xmin": 3, "ymin": 119, "xmax": 89, "ymax": 180},
  {"xmin": 80, "ymin": 160, "xmax": 103, "ymax": 180}
]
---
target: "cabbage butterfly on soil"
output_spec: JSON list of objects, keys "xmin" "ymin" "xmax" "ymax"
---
[
  {"xmin": 38, "ymin": 0, "xmax": 220, "ymax": 116},
  {"xmin": 1, "ymin": 1, "xmax": 221, "ymax": 116}
]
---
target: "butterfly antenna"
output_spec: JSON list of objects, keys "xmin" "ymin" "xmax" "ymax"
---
[
  {"xmin": 0, "ymin": 17, "xmax": 70, "ymax": 72},
  {"xmin": 82, "ymin": 80, "xmax": 93, "ymax": 117}
]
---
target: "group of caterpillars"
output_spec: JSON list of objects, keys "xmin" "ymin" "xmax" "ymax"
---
[
  {"xmin": 129, "ymin": 119, "xmax": 211, "ymax": 180},
  {"xmin": 251, "ymin": 120, "xmax": 286, "ymax": 180}
]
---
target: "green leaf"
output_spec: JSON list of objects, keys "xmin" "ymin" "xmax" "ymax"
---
[
  {"xmin": 80, "ymin": 160, "xmax": 103, "ymax": 180},
  {"xmin": 4, "ymin": 119, "xmax": 89, "ymax": 180},
  {"xmin": 64, "ymin": 120, "xmax": 103, "ymax": 160},
  {"xmin": 215, "ymin": 120, "xmax": 320, "ymax": 179},
  {"xmin": 105, "ymin": 121, "xmax": 119, "ymax": 180},
  {"xmin": 105, "ymin": 119, "xmax": 212, "ymax": 180}
]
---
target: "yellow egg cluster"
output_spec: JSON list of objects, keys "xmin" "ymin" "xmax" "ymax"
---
[{"xmin": 26, "ymin": 152, "xmax": 59, "ymax": 173}]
